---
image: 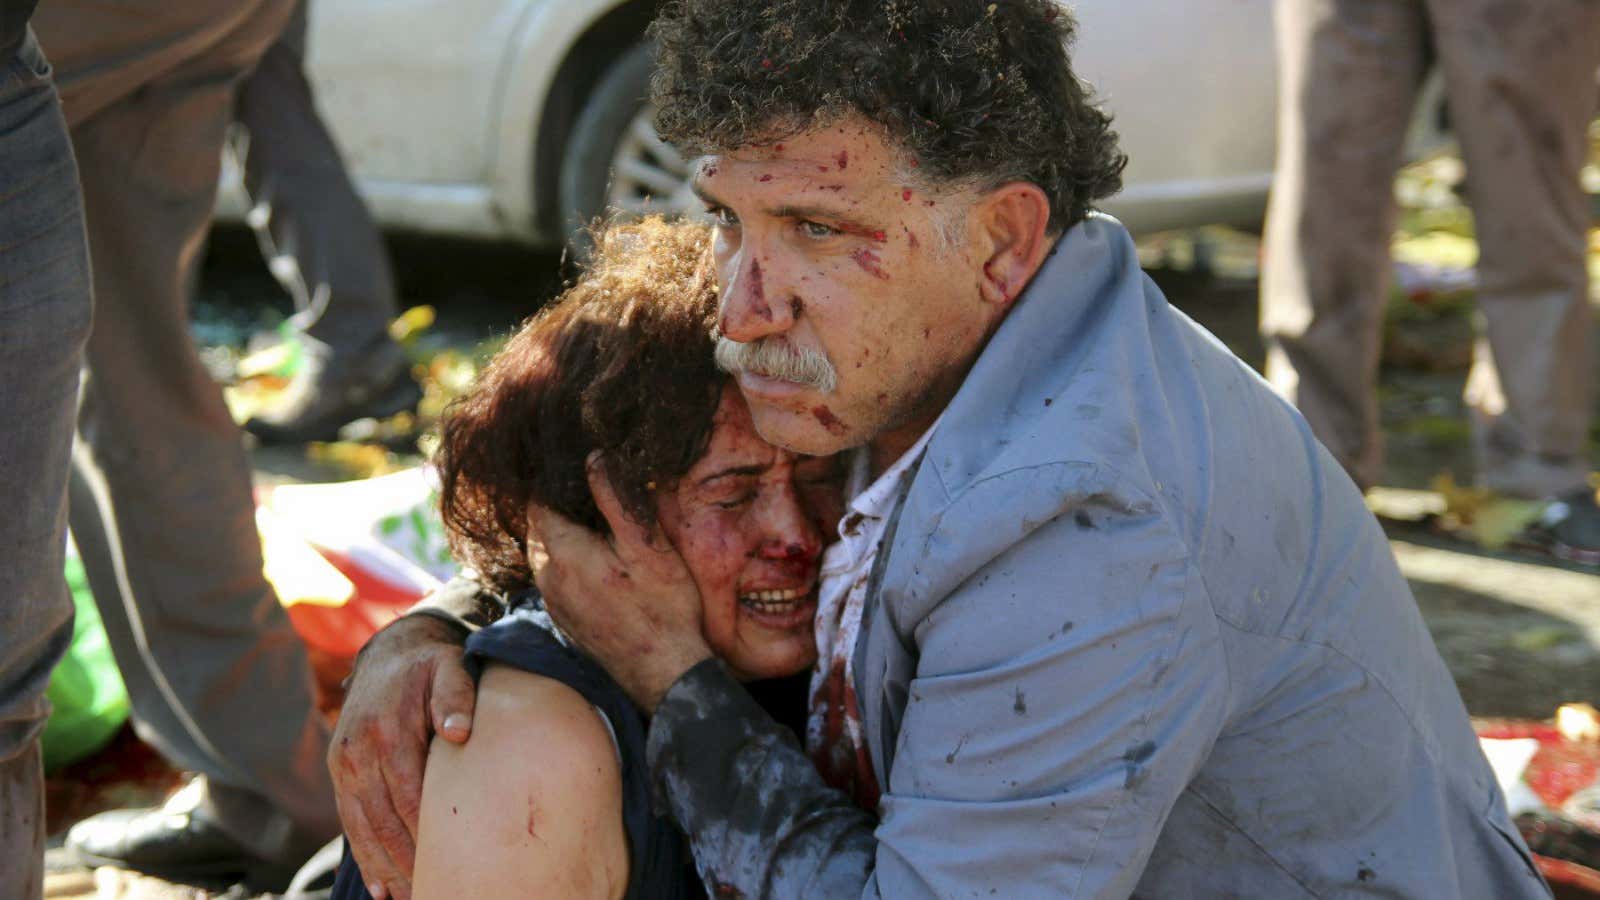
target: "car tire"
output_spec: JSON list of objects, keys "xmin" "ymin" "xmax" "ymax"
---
[{"xmin": 559, "ymin": 42, "xmax": 698, "ymax": 252}]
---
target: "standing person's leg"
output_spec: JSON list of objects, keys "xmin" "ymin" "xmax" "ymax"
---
[
  {"xmin": 1430, "ymin": 0, "xmax": 1599, "ymax": 501},
  {"xmin": 33, "ymin": 0, "xmax": 339, "ymax": 873},
  {"xmin": 1261, "ymin": 0, "xmax": 1432, "ymax": 490},
  {"xmin": 235, "ymin": 0, "xmax": 419, "ymax": 444},
  {"xmin": 0, "ymin": 29, "xmax": 93, "ymax": 900}
]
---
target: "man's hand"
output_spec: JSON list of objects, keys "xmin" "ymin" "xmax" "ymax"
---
[
  {"xmin": 531, "ymin": 454, "xmax": 714, "ymax": 712},
  {"xmin": 328, "ymin": 615, "xmax": 475, "ymax": 900}
]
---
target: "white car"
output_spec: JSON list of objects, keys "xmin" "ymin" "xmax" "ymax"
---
[{"xmin": 223, "ymin": 1, "xmax": 1443, "ymax": 244}]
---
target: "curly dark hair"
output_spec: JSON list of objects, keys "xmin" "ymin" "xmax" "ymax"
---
[
  {"xmin": 435, "ymin": 218, "xmax": 723, "ymax": 594},
  {"xmin": 649, "ymin": 0, "xmax": 1127, "ymax": 233}
]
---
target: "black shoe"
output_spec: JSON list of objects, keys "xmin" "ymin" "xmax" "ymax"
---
[
  {"xmin": 243, "ymin": 333, "xmax": 423, "ymax": 445},
  {"xmin": 64, "ymin": 791, "xmax": 298, "ymax": 890},
  {"xmin": 1522, "ymin": 485, "xmax": 1600, "ymax": 568}
]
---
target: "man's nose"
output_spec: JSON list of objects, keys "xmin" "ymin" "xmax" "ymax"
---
[{"xmin": 719, "ymin": 254, "xmax": 795, "ymax": 343}]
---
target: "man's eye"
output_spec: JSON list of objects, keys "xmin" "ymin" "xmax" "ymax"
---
[
  {"xmin": 707, "ymin": 206, "xmax": 739, "ymax": 228},
  {"xmin": 713, "ymin": 493, "xmax": 755, "ymax": 510},
  {"xmin": 799, "ymin": 220, "xmax": 839, "ymax": 239}
]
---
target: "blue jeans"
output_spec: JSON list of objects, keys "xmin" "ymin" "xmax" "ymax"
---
[{"xmin": 0, "ymin": 28, "xmax": 93, "ymax": 899}]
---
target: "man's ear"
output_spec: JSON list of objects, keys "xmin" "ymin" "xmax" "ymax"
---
[{"xmin": 972, "ymin": 182, "xmax": 1053, "ymax": 307}]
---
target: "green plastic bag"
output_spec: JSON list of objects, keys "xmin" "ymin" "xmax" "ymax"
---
[{"xmin": 40, "ymin": 549, "xmax": 130, "ymax": 773}]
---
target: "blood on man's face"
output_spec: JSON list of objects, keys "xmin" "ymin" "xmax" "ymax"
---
[{"xmin": 696, "ymin": 118, "xmax": 997, "ymax": 458}]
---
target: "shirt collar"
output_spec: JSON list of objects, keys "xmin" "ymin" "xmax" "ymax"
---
[{"xmin": 839, "ymin": 414, "xmax": 943, "ymax": 531}]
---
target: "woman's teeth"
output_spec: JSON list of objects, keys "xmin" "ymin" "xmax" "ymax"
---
[{"xmin": 739, "ymin": 587, "xmax": 811, "ymax": 612}]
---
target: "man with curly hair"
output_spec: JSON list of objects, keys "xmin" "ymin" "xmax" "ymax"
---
[{"xmin": 332, "ymin": 2, "xmax": 1545, "ymax": 897}]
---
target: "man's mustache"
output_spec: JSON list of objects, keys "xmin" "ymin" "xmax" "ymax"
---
[{"xmin": 714, "ymin": 337, "xmax": 838, "ymax": 393}]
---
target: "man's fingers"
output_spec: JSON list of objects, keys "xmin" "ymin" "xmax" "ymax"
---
[
  {"xmin": 428, "ymin": 651, "xmax": 476, "ymax": 744},
  {"xmin": 364, "ymin": 761, "xmax": 420, "ymax": 878},
  {"xmin": 340, "ymin": 773, "xmax": 408, "ymax": 900},
  {"xmin": 527, "ymin": 498, "xmax": 608, "ymax": 563},
  {"xmin": 584, "ymin": 453, "xmax": 673, "ymax": 570},
  {"xmin": 376, "ymin": 725, "xmax": 428, "ymax": 847}
]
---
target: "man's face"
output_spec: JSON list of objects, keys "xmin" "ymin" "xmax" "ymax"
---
[{"xmin": 696, "ymin": 120, "xmax": 999, "ymax": 456}]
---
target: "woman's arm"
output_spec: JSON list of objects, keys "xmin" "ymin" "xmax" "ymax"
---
[{"xmin": 412, "ymin": 665, "xmax": 630, "ymax": 900}]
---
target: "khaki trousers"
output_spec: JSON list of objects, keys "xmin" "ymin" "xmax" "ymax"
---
[
  {"xmin": 1262, "ymin": 0, "xmax": 1599, "ymax": 496},
  {"xmin": 31, "ymin": 0, "xmax": 339, "ymax": 865}
]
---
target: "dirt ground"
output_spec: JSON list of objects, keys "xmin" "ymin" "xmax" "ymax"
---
[{"xmin": 42, "ymin": 218, "xmax": 1600, "ymax": 897}]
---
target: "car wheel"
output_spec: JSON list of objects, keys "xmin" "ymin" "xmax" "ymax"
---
[{"xmin": 559, "ymin": 42, "xmax": 701, "ymax": 248}]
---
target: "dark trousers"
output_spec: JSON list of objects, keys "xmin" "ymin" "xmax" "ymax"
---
[
  {"xmin": 234, "ymin": 0, "xmax": 398, "ymax": 351},
  {"xmin": 0, "ymin": 29, "xmax": 93, "ymax": 900},
  {"xmin": 32, "ymin": 0, "xmax": 340, "ymax": 865}
]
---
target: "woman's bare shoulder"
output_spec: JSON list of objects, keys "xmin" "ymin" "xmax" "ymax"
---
[
  {"xmin": 465, "ymin": 663, "xmax": 621, "ymax": 784},
  {"xmin": 413, "ymin": 664, "xmax": 628, "ymax": 899}
]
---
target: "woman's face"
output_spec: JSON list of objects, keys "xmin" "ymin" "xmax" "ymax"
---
[{"xmin": 654, "ymin": 387, "xmax": 844, "ymax": 681}]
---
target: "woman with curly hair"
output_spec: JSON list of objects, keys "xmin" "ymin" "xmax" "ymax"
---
[{"xmin": 331, "ymin": 217, "xmax": 843, "ymax": 899}]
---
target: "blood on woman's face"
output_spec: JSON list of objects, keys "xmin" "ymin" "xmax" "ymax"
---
[{"xmin": 654, "ymin": 387, "xmax": 844, "ymax": 681}]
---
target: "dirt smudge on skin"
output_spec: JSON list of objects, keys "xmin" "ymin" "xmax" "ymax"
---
[
  {"xmin": 850, "ymin": 248, "xmax": 890, "ymax": 280},
  {"xmin": 907, "ymin": 230, "xmax": 919, "ymax": 251},
  {"xmin": 836, "ymin": 150, "xmax": 849, "ymax": 170},
  {"xmin": 835, "ymin": 222, "xmax": 887, "ymax": 242},
  {"xmin": 811, "ymin": 405, "xmax": 847, "ymax": 435},
  {"xmin": 748, "ymin": 261, "xmax": 771, "ymax": 321},
  {"xmin": 789, "ymin": 296, "xmax": 804, "ymax": 318}
]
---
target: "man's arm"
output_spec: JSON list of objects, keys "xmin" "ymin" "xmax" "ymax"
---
[
  {"xmin": 329, "ymin": 576, "xmax": 509, "ymax": 900},
  {"xmin": 644, "ymin": 499, "xmax": 1230, "ymax": 898}
]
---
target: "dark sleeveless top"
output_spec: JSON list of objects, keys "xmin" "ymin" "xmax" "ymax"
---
[{"xmin": 331, "ymin": 594, "xmax": 809, "ymax": 900}]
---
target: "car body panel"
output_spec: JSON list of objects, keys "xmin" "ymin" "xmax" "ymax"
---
[{"xmin": 1072, "ymin": 1, "xmax": 1278, "ymax": 233}]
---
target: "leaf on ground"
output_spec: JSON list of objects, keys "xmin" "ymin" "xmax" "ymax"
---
[
  {"xmin": 1510, "ymin": 625, "xmax": 1580, "ymax": 653},
  {"xmin": 389, "ymin": 305, "xmax": 437, "ymax": 344},
  {"xmin": 305, "ymin": 441, "xmax": 400, "ymax": 480},
  {"xmin": 1432, "ymin": 473, "xmax": 1546, "ymax": 550}
]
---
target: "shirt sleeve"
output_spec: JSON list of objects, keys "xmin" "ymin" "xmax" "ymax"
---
[
  {"xmin": 404, "ymin": 573, "xmax": 509, "ymax": 630},
  {"xmin": 646, "ymin": 499, "xmax": 1230, "ymax": 899}
]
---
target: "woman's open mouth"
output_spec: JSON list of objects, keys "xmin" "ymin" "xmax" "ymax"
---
[{"xmin": 737, "ymin": 584, "xmax": 819, "ymax": 629}]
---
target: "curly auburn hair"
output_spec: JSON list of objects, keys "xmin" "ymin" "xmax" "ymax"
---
[
  {"xmin": 648, "ymin": 0, "xmax": 1127, "ymax": 233},
  {"xmin": 435, "ymin": 218, "xmax": 723, "ymax": 594}
]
